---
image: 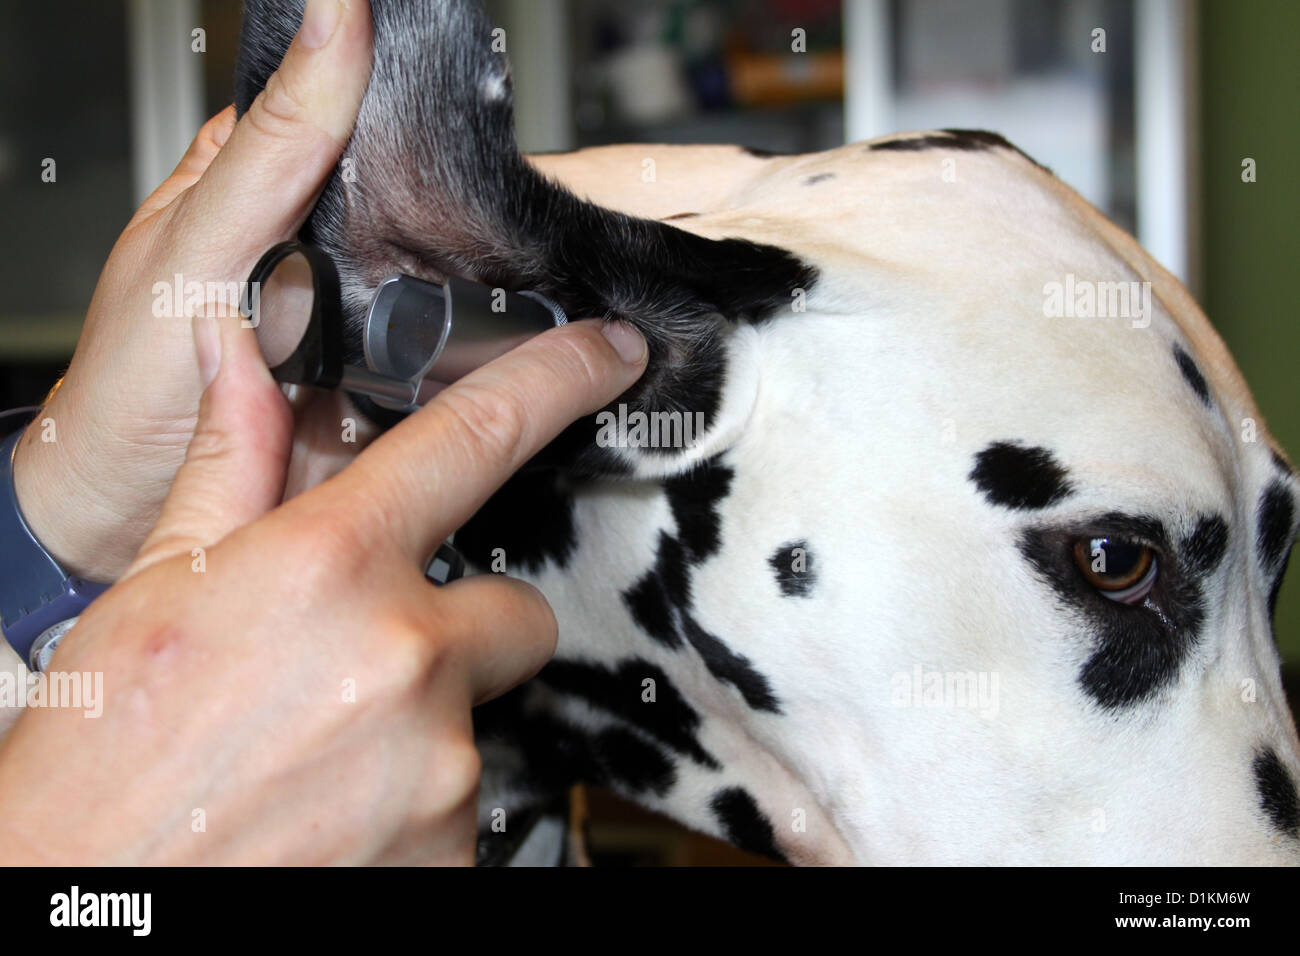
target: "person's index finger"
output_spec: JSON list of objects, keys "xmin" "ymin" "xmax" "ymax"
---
[{"xmin": 329, "ymin": 318, "xmax": 647, "ymax": 565}]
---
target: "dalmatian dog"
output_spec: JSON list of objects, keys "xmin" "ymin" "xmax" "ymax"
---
[{"xmin": 236, "ymin": 0, "xmax": 1300, "ymax": 864}]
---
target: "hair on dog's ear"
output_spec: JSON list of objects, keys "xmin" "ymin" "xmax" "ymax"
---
[{"xmin": 235, "ymin": 0, "xmax": 816, "ymax": 471}]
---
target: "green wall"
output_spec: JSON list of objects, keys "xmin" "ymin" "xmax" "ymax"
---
[{"xmin": 1199, "ymin": 0, "xmax": 1300, "ymax": 657}]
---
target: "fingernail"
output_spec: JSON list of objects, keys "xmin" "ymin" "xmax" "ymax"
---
[
  {"xmin": 193, "ymin": 317, "xmax": 222, "ymax": 390},
  {"xmin": 299, "ymin": 0, "xmax": 342, "ymax": 49},
  {"xmin": 601, "ymin": 321, "xmax": 648, "ymax": 365}
]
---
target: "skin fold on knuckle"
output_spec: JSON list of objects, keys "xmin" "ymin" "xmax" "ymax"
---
[
  {"xmin": 245, "ymin": 67, "xmax": 318, "ymax": 144},
  {"xmin": 434, "ymin": 383, "xmax": 529, "ymax": 468},
  {"xmin": 136, "ymin": 520, "xmax": 207, "ymax": 568},
  {"xmin": 247, "ymin": 43, "xmax": 359, "ymax": 151},
  {"xmin": 179, "ymin": 417, "xmax": 244, "ymax": 472}
]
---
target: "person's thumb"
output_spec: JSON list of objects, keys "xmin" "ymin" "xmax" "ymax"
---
[
  {"xmin": 181, "ymin": 0, "xmax": 373, "ymax": 253},
  {"xmin": 126, "ymin": 318, "xmax": 293, "ymax": 578}
]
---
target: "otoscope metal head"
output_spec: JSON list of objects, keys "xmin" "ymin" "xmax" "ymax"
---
[
  {"xmin": 245, "ymin": 240, "xmax": 568, "ymax": 414},
  {"xmin": 362, "ymin": 274, "xmax": 567, "ymax": 410}
]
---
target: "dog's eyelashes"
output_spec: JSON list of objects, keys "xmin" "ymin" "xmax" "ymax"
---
[{"xmin": 1071, "ymin": 537, "xmax": 1158, "ymax": 604}]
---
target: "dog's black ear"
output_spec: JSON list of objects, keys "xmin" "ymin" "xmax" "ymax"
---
[{"xmin": 235, "ymin": 0, "xmax": 816, "ymax": 471}]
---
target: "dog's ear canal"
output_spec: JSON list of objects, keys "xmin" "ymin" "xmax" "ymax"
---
[{"xmin": 235, "ymin": 0, "xmax": 816, "ymax": 459}]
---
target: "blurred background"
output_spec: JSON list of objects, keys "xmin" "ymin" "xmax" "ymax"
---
[{"xmin": 0, "ymin": 0, "xmax": 1295, "ymax": 863}]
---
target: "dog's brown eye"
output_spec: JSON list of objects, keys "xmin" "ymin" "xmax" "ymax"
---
[{"xmin": 1072, "ymin": 537, "xmax": 1157, "ymax": 604}]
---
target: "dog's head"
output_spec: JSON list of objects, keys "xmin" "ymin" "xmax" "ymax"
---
[
  {"xmin": 509, "ymin": 137, "xmax": 1300, "ymax": 864},
  {"xmin": 236, "ymin": 1, "xmax": 1300, "ymax": 864}
]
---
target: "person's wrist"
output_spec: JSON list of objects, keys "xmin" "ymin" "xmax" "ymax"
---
[{"xmin": 10, "ymin": 407, "xmax": 138, "ymax": 583}]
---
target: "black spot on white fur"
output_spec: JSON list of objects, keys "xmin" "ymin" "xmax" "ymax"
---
[
  {"xmin": 710, "ymin": 786, "xmax": 788, "ymax": 863},
  {"xmin": 623, "ymin": 532, "xmax": 690, "ymax": 650},
  {"xmin": 456, "ymin": 469, "xmax": 576, "ymax": 573},
  {"xmin": 1257, "ymin": 480, "xmax": 1296, "ymax": 621},
  {"xmin": 477, "ymin": 700, "xmax": 677, "ymax": 800},
  {"xmin": 621, "ymin": 460, "xmax": 782, "ymax": 713},
  {"xmin": 769, "ymin": 541, "xmax": 815, "ymax": 597},
  {"xmin": 665, "ymin": 465, "xmax": 734, "ymax": 561},
  {"xmin": 970, "ymin": 441, "xmax": 1074, "ymax": 510},
  {"xmin": 1257, "ymin": 480, "xmax": 1295, "ymax": 569},
  {"xmin": 1173, "ymin": 344, "xmax": 1212, "ymax": 406},
  {"xmin": 681, "ymin": 612, "xmax": 779, "ymax": 712},
  {"xmin": 1268, "ymin": 542, "xmax": 1293, "ymax": 624},
  {"xmin": 1181, "ymin": 515, "xmax": 1229, "ymax": 576},
  {"xmin": 1020, "ymin": 513, "xmax": 1208, "ymax": 709},
  {"xmin": 803, "ymin": 173, "xmax": 835, "ymax": 186},
  {"xmin": 538, "ymin": 657, "xmax": 720, "ymax": 769},
  {"xmin": 1253, "ymin": 747, "xmax": 1300, "ymax": 838}
]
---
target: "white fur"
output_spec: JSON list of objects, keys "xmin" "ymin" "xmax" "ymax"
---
[{"xmin": 498, "ymin": 137, "xmax": 1300, "ymax": 864}]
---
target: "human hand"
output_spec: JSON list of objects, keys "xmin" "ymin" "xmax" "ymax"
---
[
  {"xmin": 0, "ymin": 308, "xmax": 647, "ymax": 865},
  {"xmin": 12, "ymin": 0, "xmax": 374, "ymax": 583}
]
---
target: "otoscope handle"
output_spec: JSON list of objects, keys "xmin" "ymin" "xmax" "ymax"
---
[{"xmin": 337, "ymin": 366, "xmax": 420, "ymax": 408}]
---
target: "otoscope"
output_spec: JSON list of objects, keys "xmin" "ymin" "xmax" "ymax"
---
[
  {"xmin": 243, "ymin": 241, "xmax": 567, "ymax": 414},
  {"xmin": 242, "ymin": 242, "xmax": 568, "ymax": 585}
]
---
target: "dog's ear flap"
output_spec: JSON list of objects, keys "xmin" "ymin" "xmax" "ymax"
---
[{"xmin": 236, "ymin": 0, "xmax": 817, "ymax": 474}]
